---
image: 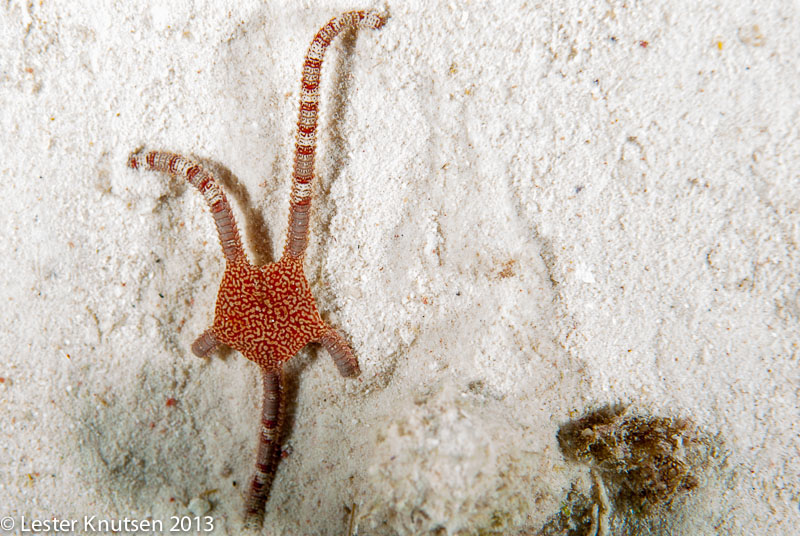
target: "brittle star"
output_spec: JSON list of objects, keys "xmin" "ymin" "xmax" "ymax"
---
[{"xmin": 127, "ymin": 10, "xmax": 384, "ymax": 528}]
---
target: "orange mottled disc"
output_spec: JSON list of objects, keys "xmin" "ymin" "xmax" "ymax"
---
[{"xmin": 212, "ymin": 256, "xmax": 327, "ymax": 369}]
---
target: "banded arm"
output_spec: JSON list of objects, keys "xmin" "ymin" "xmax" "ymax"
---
[
  {"xmin": 128, "ymin": 150, "xmax": 245, "ymax": 263},
  {"xmin": 319, "ymin": 327, "xmax": 360, "ymax": 377},
  {"xmin": 191, "ymin": 328, "xmax": 219, "ymax": 358},
  {"xmin": 243, "ymin": 369, "xmax": 285, "ymax": 529},
  {"xmin": 284, "ymin": 11, "xmax": 384, "ymax": 259}
]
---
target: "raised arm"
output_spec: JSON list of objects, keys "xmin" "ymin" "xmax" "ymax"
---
[
  {"xmin": 129, "ymin": 151, "xmax": 245, "ymax": 263},
  {"xmin": 284, "ymin": 11, "xmax": 384, "ymax": 259}
]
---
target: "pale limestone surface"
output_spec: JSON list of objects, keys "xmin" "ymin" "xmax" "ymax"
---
[{"xmin": 0, "ymin": 1, "xmax": 797, "ymax": 534}]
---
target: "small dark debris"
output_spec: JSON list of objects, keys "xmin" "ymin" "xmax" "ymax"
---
[
  {"xmin": 558, "ymin": 404, "xmax": 715, "ymax": 515},
  {"xmin": 536, "ymin": 484, "xmax": 594, "ymax": 536},
  {"xmin": 467, "ymin": 379, "xmax": 485, "ymax": 394}
]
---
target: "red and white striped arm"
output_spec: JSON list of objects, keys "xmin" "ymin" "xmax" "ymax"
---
[
  {"xmin": 284, "ymin": 11, "xmax": 384, "ymax": 259},
  {"xmin": 128, "ymin": 150, "xmax": 245, "ymax": 263},
  {"xmin": 243, "ymin": 369, "xmax": 285, "ymax": 529}
]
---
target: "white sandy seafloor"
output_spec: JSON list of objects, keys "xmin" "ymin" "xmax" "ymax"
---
[{"xmin": 1, "ymin": 0, "xmax": 797, "ymax": 534}]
